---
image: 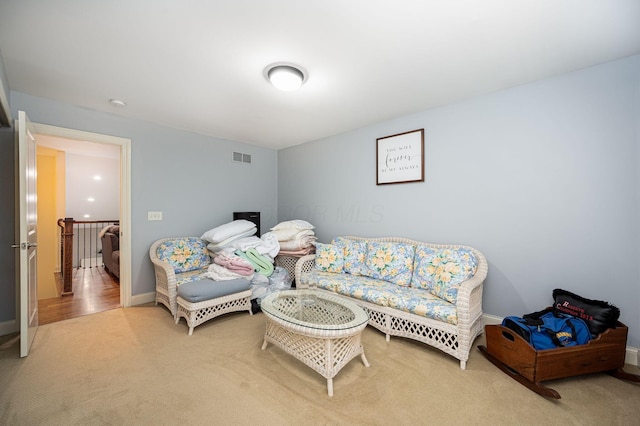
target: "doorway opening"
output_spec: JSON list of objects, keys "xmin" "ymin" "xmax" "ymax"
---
[{"xmin": 32, "ymin": 123, "xmax": 131, "ymax": 324}]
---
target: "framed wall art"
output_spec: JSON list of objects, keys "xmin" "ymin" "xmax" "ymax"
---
[{"xmin": 376, "ymin": 128, "xmax": 424, "ymax": 185}]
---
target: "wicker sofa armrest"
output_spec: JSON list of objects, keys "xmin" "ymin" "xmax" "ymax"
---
[
  {"xmin": 150, "ymin": 251, "xmax": 178, "ymax": 293},
  {"xmin": 295, "ymin": 254, "xmax": 316, "ymax": 286},
  {"xmin": 450, "ymin": 247, "xmax": 488, "ymax": 366},
  {"xmin": 149, "ymin": 238, "xmax": 182, "ymax": 317}
]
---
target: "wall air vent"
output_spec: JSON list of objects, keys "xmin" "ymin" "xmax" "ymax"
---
[{"xmin": 233, "ymin": 152, "xmax": 252, "ymax": 164}]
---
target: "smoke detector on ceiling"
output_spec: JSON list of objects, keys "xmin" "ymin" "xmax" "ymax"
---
[{"xmin": 109, "ymin": 99, "xmax": 126, "ymax": 107}]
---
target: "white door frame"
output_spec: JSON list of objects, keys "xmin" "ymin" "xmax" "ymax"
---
[{"xmin": 31, "ymin": 123, "xmax": 132, "ymax": 307}]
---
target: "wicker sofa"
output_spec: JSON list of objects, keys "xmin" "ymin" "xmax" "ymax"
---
[{"xmin": 295, "ymin": 236, "xmax": 488, "ymax": 369}]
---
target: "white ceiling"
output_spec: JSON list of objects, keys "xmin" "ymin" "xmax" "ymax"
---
[{"xmin": 1, "ymin": 1, "xmax": 639, "ymax": 150}]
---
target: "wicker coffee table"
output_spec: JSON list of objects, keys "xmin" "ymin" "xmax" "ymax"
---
[{"xmin": 260, "ymin": 289, "xmax": 370, "ymax": 396}]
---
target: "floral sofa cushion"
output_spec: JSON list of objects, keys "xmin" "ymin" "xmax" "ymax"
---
[
  {"xmin": 157, "ymin": 237, "xmax": 211, "ymax": 273},
  {"xmin": 314, "ymin": 243, "xmax": 344, "ymax": 273},
  {"xmin": 386, "ymin": 286, "xmax": 458, "ymax": 325},
  {"xmin": 299, "ymin": 270, "xmax": 458, "ymax": 325},
  {"xmin": 411, "ymin": 246, "xmax": 478, "ymax": 304},
  {"xmin": 364, "ymin": 241, "xmax": 415, "ymax": 286},
  {"xmin": 332, "ymin": 237, "xmax": 368, "ymax": 276},
  {"xmin": 300, "ymin": 270, "xmax": 389, "ymax": 305}
]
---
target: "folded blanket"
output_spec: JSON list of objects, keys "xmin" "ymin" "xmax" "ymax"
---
[
  {"xmin": 201, "ymin": 220, "xmax": 257, "ymax": 244},
  {"xmin": 278, "ymin": 235, "xmax": 317, "ymax": 251},
  {"xmin": 233, "ymin": 232, "xmax": 280, "ymax": 259},
  {"xmin": 235, "ymin": 248, "xmax": 274, "ymax": 277},
  {"xmin": 213, "ymin": 253, "xmax": 254, "ymax": 276},
  {"xmin": 205, "ymin": 263, "xmax": 254, "ymax": 281},
  {"xmin": 277, "ymin": 246, "xmax": 316, "ymax": 257}
]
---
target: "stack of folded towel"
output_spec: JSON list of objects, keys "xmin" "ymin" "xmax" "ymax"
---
[
  {"xmin": 201, "ymin": 219, "xmax": 280, "ymax": 281},
  {"xmin": 206, "ymin": 249, "xmax": 255, "ymax": 281},
  {"xmin": 271, "ymin": 219, "xmax": 317, "ymax": 257}
]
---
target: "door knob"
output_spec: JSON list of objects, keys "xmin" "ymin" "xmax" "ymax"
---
[{"xmin": 11, "ymin": 243, "xmax": 37, "ymax": 249}]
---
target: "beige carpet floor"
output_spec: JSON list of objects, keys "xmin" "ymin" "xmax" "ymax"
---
[{"xmin": 1, "ymin": 304, "xmax": 639, "ymax": 425}]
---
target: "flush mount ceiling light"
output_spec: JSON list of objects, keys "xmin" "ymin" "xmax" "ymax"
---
[{"xmin": 265, "ymin": 63, "xmax": 307, "ymax": 91}]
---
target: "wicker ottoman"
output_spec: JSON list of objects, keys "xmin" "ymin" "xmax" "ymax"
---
[{"xmin": 175, "ymin": 278, "xmax": 252, "ymax": 335}]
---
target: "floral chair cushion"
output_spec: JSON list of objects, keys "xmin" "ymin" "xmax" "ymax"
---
[
  {"xmin": 332, "ymin": 237, "xmax": 368, "ymax": 276},
  {"xmin": 411, "ymin": 246, "xmax": 478, "ymax": 304},
  {"xmin": 364, "ymin": 242, "xmax": 415, "ymax": 286},
  {"xmin": 314, "ymin": 243, "xmax": 344, "ymax": 273},
  {"xmin": 157, "ymin": 238, "xmax": 211, "ymax": 273}
]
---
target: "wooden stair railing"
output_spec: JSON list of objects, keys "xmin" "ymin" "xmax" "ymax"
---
[{"xmin": 57, "ymin": 218, "xmax": 119, "ymax": 296}]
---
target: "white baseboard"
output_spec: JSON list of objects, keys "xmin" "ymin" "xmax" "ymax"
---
[
  {"xmin": 481, "ymin": 314, "xmax": 639, "ymax": 367},
  {"xmin": 0, "ymin": 319, "xmax": 17, "ymax": 337},
  {"xmin": 625, "ymin": 348, "xmax": 639, "ymax": 367},
  {"xmin": 482, "ymin": 313, "xmax": 503, "ymax": 326},
  {"xmin": 131, "ymin": 291, "xmax": 155, "ymax": 306}
]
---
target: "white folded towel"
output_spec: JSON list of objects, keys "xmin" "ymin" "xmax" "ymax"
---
[
  {"xmin": 204, "ymin": 263, "xmax": 254, "ymax": 281},
  {"xmin": 233, "ymin": 232, "xmax": 280, "ymax": 259}
]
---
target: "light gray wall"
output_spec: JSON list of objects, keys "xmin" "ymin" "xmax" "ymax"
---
[
  {"xmin": 0, "ymin": 92, "xmax": 277, "ymax": 324},
  {"xmin": 279, "ymin": 54, "xmax": 640, "ymax": 346},
  {"xmin": 0, "ymin": 128, "xmax": 15, "ymax": 324},
  {"xmin": 0, "ymin": 49, "xmax": 10, "ymax": 126}
]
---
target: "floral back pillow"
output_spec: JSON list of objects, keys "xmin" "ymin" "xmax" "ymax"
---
[
  {"xmin": 332, "ymin": 237, "xmax": 368, "ymax": 276},
  {"xmin": 314, "ymin": 243, "xmax": 344, "ymax": 273},
  {"xmin": 411, "ymin": 246, "xmax": 478, "ymax": 304},
  {"xmin": 364, "ymin": 242, "xmax": 415, "ymax": 286}
]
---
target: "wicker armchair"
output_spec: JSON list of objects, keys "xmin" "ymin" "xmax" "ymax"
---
[{"xmin": 149, "ymin": 237, "xmax": 211, "ymax": 317}]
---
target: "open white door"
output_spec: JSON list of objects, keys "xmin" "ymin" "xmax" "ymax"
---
[{"xmin": 15, "ymin": 110, "xmax": 38, "ymax": 357}]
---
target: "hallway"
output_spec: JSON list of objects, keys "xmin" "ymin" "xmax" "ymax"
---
[{"xmin": 38, "ymin": 266, "xmax": 120, "ymax": 325}]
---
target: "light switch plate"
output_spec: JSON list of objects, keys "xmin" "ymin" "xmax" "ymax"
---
[{"xmin": 148, "ymin": 211, "xmax": 163, "ymax": 221}]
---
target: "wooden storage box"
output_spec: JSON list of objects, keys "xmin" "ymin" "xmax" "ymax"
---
[{"xmin": 479, "ymin": 321, "xmax": 638, "ymax": 398}]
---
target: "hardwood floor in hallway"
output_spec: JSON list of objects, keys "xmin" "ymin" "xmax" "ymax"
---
[{"xmin": 38, "ymin": 266, "xmax": 121, "ymax": 325}]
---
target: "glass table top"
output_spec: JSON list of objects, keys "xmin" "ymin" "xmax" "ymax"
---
[{"xmin": 260, "ymin": 289, "xmax": 369, "ymax": 331}]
